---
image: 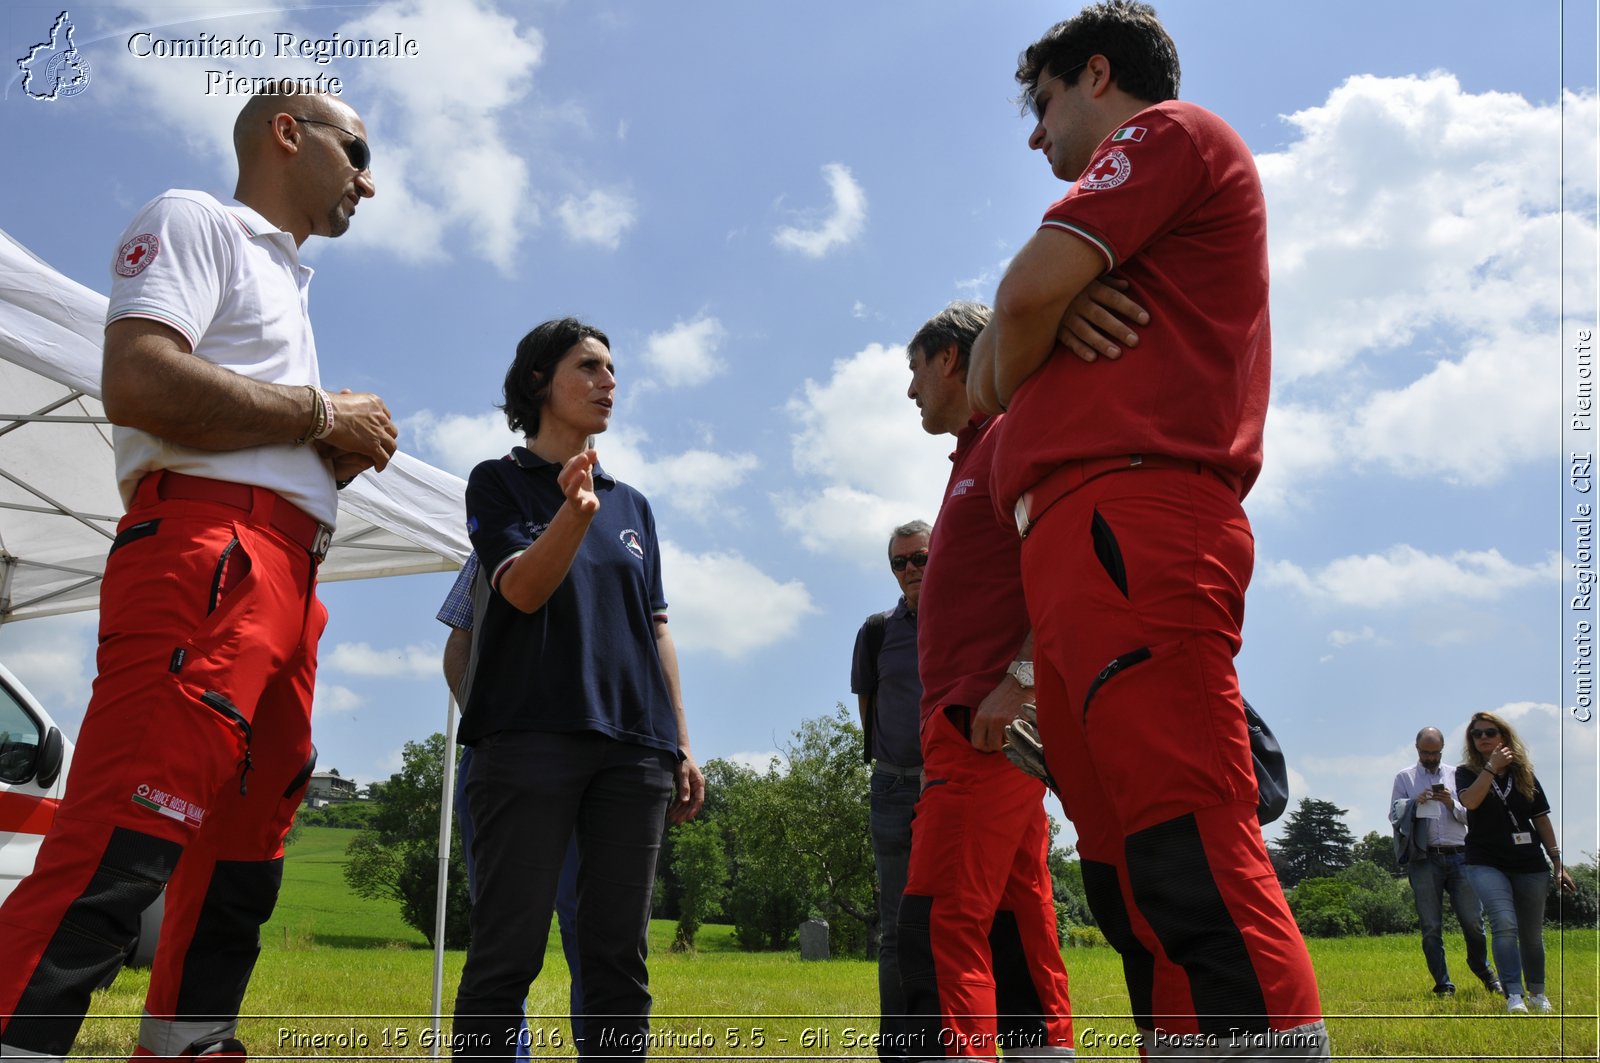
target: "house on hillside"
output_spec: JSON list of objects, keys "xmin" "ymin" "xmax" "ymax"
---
[{"xmin": 304, "ymin": 769, "xmax": 358, "ymax": 806}]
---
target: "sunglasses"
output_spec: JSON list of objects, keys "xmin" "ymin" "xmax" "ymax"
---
[
  {"xmin": 1029, "ymin": 62, "xmax": 1089, "ymax": 121},
  {"xmin": 890, "ymin": 550, "xmax": 929, "ymax": 573},
  {"xmin": 291, "ymin": 116, "xmax": 372, "ymax": 172},
  {"xmin": 1469, "ymin": 727, "xmax": 1501, "ymax": 740}
]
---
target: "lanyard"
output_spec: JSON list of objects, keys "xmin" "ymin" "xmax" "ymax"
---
[{"xmin": 1487, "ymin": 772, "xmax": 1525, "ymax": 834}]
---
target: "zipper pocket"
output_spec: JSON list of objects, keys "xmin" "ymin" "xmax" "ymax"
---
[
  {"xmin": 284, "ymin": 744, "xmax": 319, "ymax": 800},
  {"xmin": 208, "ymin": 537, "xmax": 248, "ymax": 615},
  {"xmin": 200, "ymin": 690, "xmax": 254, "ymax": 795},
  {"xmin": 1082, "ymin": 647, "xmax": 1153, "ymax": 723}
]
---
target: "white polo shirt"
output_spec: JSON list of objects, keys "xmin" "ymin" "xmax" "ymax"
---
[{"xmin": 106, "ymin": 190, "xmax": 337, "ymax": 525}]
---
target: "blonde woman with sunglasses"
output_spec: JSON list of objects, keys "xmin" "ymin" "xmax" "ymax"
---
[{"xmin": 1456, "ymin": 712, "xmax": 1578, "ymax": 1014}]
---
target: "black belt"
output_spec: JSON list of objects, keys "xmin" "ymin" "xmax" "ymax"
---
[
  {"xmin": 873, "ymin": 761, "xmax": 921, "ymax": 778},
  {"xmin": 1428, "ymin": 844, "xmax": 1465, "ymax": 854}
]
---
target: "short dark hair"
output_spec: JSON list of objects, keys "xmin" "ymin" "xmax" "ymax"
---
[
  {"xmin": 1016, "ymin": 1, "xmax": 1180, "ymax": 115},
  {"xmin": 500, "ymin": 317, "xmax": 610, "ymax": 438},
  {"xmin": 907, "ymin": 301, "xmax": 992, "ymax": 372}
]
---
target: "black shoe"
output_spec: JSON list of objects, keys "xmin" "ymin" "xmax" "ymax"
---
[
  {"xmin": 1478, "ymin": 972, "xmax": 1504, "ymax": 995},
  {"xmin": 1432, "ymin": 982, "xmax": 1456, "ymax": 995},
  {"xmin": 183, "ymin": 1038, "xmax": 248, "ymax": 1059}
]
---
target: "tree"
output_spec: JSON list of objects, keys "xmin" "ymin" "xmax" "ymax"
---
[
  {"xmin": 770, "ymin": 708, "xmax": 876, "ymax": 954},
  {"xmin": 1271, "ymin": 797, "xmax": 1355, "ymax": 887},
  {"xmin": 342, "ymin": 732, "xmax": 471, "ymax": 947},
  {"xmin": 700, "ymin": 710, "xmax": 876, "ymax": 955},
  {"xmin": 669, "ymin": 817, "xmax": 729, "ymax": 951},
  {"xmin": 714, "ymin": 758, "xmax": 810, "ymax": 950},
  {"xmin": 1351, "ymin": 829, "xmax": 1400, "ymax": 876}
]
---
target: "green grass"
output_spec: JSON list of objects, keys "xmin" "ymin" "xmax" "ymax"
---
[
  {"xmin": 262, "ymin": 827, "xmax": 428, "ymax": 950},
  {"xmin": 72, "ymin": 827, "xmax": 1599, "ymax": 1059}
]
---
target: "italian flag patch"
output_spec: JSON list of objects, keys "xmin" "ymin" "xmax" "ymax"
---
[{"xmin": 1111, "ymin": 126, "xmax": 1146, "ymax": 143}]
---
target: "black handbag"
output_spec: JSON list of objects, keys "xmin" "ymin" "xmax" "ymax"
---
[{"xmin": 1243, "ymin": 697, "xmax": 1289, "ymax": 824}]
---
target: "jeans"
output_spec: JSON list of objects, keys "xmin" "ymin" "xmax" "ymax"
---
[
  {"xmin": 869, "ymin": 768, "xmax": 919, "ymax": 1060},
  {"xmin": 1463, "ymin": 864, "xmax": 1550, "ymax": 997},
  {"xmin": 457, "ymin": 747, "xmax": 584, "ymax": 1056},
  {"xmin": 453, "ymin": 730, "xmax": 675, "ymax": 1060},
  {"xmin": 1406, "ymin": 850, "xmax": 1491, "ymax": 988}
]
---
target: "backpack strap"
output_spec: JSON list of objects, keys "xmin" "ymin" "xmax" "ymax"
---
[{"xmin": 860, "ymin": 610, "xmax": 888, "ymax": 764}]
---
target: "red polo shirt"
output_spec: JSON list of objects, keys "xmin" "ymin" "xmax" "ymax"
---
[
  {"xmin": 993, "ymin": 99, "xmax": 1270, "ymax": 511},
  {"xmin": 918, "ymin": 414, "xmax": 1030, "ymax": 722}
]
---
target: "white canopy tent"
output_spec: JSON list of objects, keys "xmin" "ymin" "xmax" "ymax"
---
[{"xmin": 0, "ymin": 227, "xmax": 470, "ymax": 1044}]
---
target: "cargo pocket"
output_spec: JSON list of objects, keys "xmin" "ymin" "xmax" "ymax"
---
[
  {"xmin": 1079, "ymin": 637, "xmax": 1232, "ymax": 831},
  {"xmin": 200, "ymin": 689, "xmax": 255, "ymax": 796}
]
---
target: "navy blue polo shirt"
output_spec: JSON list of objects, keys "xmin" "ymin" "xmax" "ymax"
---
[{"xmin": 461, "ymin": 447, "xmax": 679, "ymax": 755}]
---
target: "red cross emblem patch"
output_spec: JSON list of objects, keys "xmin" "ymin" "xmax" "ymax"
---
[{"xmin": 115, "ymin": 233, "xmax": 160, "ymax": 277}]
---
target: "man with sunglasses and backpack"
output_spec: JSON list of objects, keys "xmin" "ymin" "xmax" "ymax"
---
[
  {"xmin": 851, "ymin": 520, "xmax": 929, "ymax": 1060},
  {"xmin": 0, "ymin": 85, "xmax": 396, "ymax": 1061}
]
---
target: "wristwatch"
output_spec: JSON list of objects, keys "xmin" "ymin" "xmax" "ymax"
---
[{"xmin": 1007, "ymin": 660, "xmax": 1034, "ymax": 689}]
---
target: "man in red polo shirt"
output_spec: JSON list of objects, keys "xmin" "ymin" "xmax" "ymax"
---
[
  {"xmin": 968, "ymin": 3, "xmax": 1327, "ymax": 1057},
  {"xmin": 898, "ymin": 301, "xmax": 1073, "ymax": 1060}
]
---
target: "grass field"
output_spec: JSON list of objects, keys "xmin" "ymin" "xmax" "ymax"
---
[{"xmin": 72, "ymin": 827, "xmax": 1598, "ymax": 1059}]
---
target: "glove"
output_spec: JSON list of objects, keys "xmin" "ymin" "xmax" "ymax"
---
[{"xmin": 1002, "ymin": 703, "xmax": 1049, "ymax": 781}]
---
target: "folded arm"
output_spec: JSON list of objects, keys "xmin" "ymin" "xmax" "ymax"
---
[{"xmin": 969, "ymin": 228, "xmax": 1114, "ymax": 414}]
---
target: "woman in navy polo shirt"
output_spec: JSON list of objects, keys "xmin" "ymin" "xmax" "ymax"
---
[{"xmin": 451, "ymin": 318, "xmax": 705, "ymax": 1060}]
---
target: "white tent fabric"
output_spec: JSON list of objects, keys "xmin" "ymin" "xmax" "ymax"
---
[{"xmin": 0, "ymin": 226, "xmax": 470, "ymax": 622}]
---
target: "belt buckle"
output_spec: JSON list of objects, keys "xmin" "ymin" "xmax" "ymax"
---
[
  {"xmin": 311, "ymin": 524, "xmax": 333, "ymax": 561},
  {"xmin": 1014, "ymin": 493, "xmax": 1032, "ymax": 539}
]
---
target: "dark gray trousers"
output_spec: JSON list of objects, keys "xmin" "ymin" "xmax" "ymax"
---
[{"xmin": 452, "ymin": 730, "xmax": 675, "ymax": 1060}]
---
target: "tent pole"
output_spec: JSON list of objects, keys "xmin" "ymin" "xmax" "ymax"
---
[{"xmin": 431, "ymin": 689, "xmax": 460, "ymax": 1056}]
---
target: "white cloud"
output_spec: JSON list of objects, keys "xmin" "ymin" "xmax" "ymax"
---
[
  {"xmin": 723, "ymin": 750, "xmax": 785, "ymax": 774},
  {"xmin": 104, "ymin": 0, "xmax": 545, "ymax": 271},
  {"xmin": 1264, "ymin": 545, "xmax": 1559, "ymax": 608},
  {"xmin": 1249, "ymin": 75, "xmax": 1598, "ymax": 507},
  {"xmin": 773, "ymin": 163, "xmax": 867, "ymax": 258},
  {"xmin": 556, "ymin": 188, "xmax": 638, "ymax": 250},
  {"xmin": 641, "ymin": 316, "xmax": 726, "ymax": 388},
  {"xmin": 1327, "ymin": 626, "xmax": 1377, "ymax": 647},
  {"xmin": 600, "ymin": 428, "xmax": 759, "ymax": 524},
  {"xmin": 776, "ymin": 343, "xmax": 950, "ymax": 562},
  {"xmin": 312, "ymin": 683, "xmax": 364, "ymax": 718},
  {"xmin": 324, "ymin": 641, "xmax": 439, "ymax": 680},
  {"xmin": 659, "ymin": 542, "xmax": 815, "ymax": 658},
  {"xmin": 338, "ymin": 0, "xmax": 544, "ymax": 270},
  {"xmin": 0, "ymin": 613, "xmax": 97, "ymax": 737},
  {"xmin": 404, "ymin": 410, "xmax": 520, "ymax": 478}
]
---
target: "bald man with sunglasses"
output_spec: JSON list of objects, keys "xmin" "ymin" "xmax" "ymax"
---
[{"xmin": 0, "ymin": 84, "xmax": 396, "ymax": 1062}]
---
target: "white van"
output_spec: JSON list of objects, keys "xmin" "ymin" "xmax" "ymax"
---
[{"xmin": 0, "ymin": 661, "xmax": 161, "ymax": 969}]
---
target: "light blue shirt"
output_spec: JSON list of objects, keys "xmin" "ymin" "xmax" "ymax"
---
[{"xmin": 1390, "ymin": 761, "xmax": 1469, "ymax": 847}]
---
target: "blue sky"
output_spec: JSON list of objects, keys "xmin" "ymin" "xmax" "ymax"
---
[{"xmin": 1, "ymin": 0, "xmax": 1595, "ymax": 858}]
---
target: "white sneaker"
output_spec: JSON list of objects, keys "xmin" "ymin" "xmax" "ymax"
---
[
  {"xmin": 1529, "ymin": 993, "xmax": 1552, "ymax": 1012},
  {"xmin": 1507, "ymin": 994, "xmax": 1529, "ymax": 1013}
]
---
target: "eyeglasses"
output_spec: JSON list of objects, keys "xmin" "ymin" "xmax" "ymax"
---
[
  {"xmin": 890, "ymin": 550, "xmax": 929, "ymax": 573},
  {"xmin": 1469, "ymin": 727, "xmax": 1501, "ymax": 740},
  {"xmin": 291, "ymin": 116, "xmax": 371, "ymax": 172},
  {"xmin": 1029, "ymin": 62, "xmax": 1089, "ymax": 120}
]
